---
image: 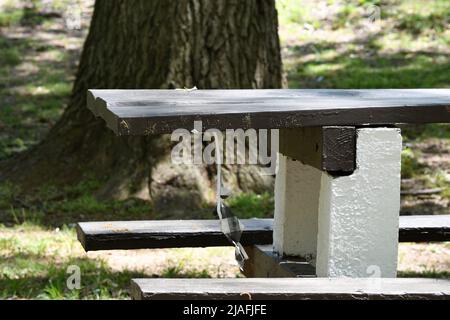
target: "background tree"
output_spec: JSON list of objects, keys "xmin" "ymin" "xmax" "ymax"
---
[{"xmin": 0, "ymin": 0, "xmax": 283, "ymax": 214}]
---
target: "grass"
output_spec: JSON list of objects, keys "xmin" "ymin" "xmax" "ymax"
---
[
  {"xmin": 228, "ymin": 192, "xmax": 274, "ymax": 219},
  {"xmin": 398, "ymin": 270, "xmax": 450, "ymax": 279},
  {"xmin": 401, "ymin": 147, "xmax": 423, "ymax": 179},
  {"xmin": 0, "ymin": 221, "xmax": 447, "ymax": 299},
  {"xmin": 0, "ymin": 0, "xmax": 449, "ymax": 299},
  {"xmin": 0, "ymin": 222, "xmax": 135, "ymax": 299},
  {"xmin": 0, "ymin": 222, "xmax": 221, "ymax": 299},
  {"xmin": 0, "ymin": 8, "xmax": 24, "ymax": 27},
  {"xmin": 289, "ymin": 50, "xmax": 450, "ymax": 88},
  {"xmin": 0, "ymin": 1, "xmax": 81, "ymax": 160},
  {"xmin": 0, "ymin": 179, "xmax": 153, "ymax": 227},
  {"xmin": 280, "ymin": 0, "xmax": 450, "ymax": 90},
  {"xmin": 278, "ymin": 0, "xmax": 450, "ymax": 199}
]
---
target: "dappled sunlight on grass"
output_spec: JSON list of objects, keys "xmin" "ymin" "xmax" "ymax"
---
[
  {"xmin": 278, "ymin": 1, "xmax": 450, "ymax": 206},
  {"xmin": 398, "ymin": 242, "xmax": 450, "ymax": 277},
  {"xmin": 286, "ymin": 47, "xmax": 450, "ymax": 89},
  {"xmin": 0, "ymin": 179, "xmax": 154, "ymax": 228},
  {"xmin": 0, "ymin": 1, "xmax": 91, "ymax": 160},
  {"xmin": 0, "ymin": 222, "xmax": 239, "ymax": 299},
  {"xmin": 0, "ymin": 0, "xmax": 448, "ymax": 300},
  {"xmin": 278, "ymin": 0, "xmax": 450, "ymax": 89},
  {"xmin": 1, "ymin": 222, "xmax": 448, "ymax": 299},
  {"xmin": 228, "ymin": 192, "xmax": 274, "ymax": 219}
]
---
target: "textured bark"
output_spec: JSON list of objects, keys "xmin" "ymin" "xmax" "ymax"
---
[{"xmin": 0, "ymin": 0, "xmax": 283, "ymax": 212}]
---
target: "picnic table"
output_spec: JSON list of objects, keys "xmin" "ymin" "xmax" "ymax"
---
[{"xmin": 79, "ymin": 88, "xmax": 450, "ymax": 299}]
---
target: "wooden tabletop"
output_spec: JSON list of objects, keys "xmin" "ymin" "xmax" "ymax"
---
[{"xmin": 87, "ymin": 89, "xmax": 450, "ymax": 135}]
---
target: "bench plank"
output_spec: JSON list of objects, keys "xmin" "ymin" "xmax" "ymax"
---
[
  {"xmin": 399, "ymin": 214, "xmax": 450, "ymax": 242},
  {"xmin": 76, "ymin": 218, "xmax": 273, "ymax": 251},
  {"xmin": 131, "ymin": 278, "xmax": 450, "ymax": 300},
  {"xmin": 87, "ymin": 89, "xmax": 450, "ymax": 135},
  {"xmin": 77, "ymin": 215, "xmax": 450, "ymax": 251}
]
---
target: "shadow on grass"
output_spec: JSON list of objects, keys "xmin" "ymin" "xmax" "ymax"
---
[
  {"xmin": 0, "ymin": 30, "xmax": 79, "ymax": 160},
  {"xmin": 1, "ymin": 247, "xmax": 447, "ymax": 299},
  {"xmin": 398, "ymin": 270, "xmax": 450, "ymax": 279},
  {"xmin": 0, "ymin": 256, "xmax": 143, "ymax": 299},
  {"xmin": 287, "ymin": 39, "xmax": 450, "ymax": 89},
  {"xmin": 0, "ymin": 179, "xmax": 157, "ymax": 228},
  {"xmin": 285, "ymin": 35, "xmax": 450, "ymax": 142},
  {"xmin": 0, "ymin": 253, "xmax": 212, "ymax": 299},
  {"xmin": 0, "ymin": 178, "xmax": 273, "ymax": 229}
]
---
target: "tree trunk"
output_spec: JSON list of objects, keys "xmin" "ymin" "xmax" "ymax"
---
[{"xmin": 0, "ymin": 0, "xmax": 283, "ymax": 214}]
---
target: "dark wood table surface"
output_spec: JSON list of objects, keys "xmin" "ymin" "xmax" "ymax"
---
[{"xmin": 87, "ymin": 89, "xmax": 450, "ymax": 135}]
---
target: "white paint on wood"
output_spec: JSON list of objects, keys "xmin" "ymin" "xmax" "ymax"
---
[
  {"xmin": 316, "ymin": 128, "xmax": 402, "ymax": 277},
  {"xmin": 273, "ymin": 128, "xmax": 402, "ymax": 278},
  {"xmin": 273, "ymin": 154, "xmax": 322, "ymax": 262}
]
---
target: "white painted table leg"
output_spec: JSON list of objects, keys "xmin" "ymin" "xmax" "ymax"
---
[
  {"xmin": 273, "ymin": 128, "xmax": 402, "ymax": 278},
  {"xmin": 273, "ymin": 154, "xmax": 321, "ymax": 261}
]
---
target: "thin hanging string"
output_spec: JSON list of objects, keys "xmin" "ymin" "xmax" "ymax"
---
[
  {"xmin": 215, "ymin": 134, "xmax": 223, "ymax": 219},
  {"xmin": 213, "ymin": 132, "xmax": 249, "ymax": 270}
]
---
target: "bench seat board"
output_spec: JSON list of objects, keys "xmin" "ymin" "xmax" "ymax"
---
[
  {"xmin": 76, "ymin": 218, "xmax": 273, "ymax": 251},
  {"xmin": 399, "ymin": 214, "xmax": 450, "ymax": 242},
  {"xmin": 76, "ymin": 215, "xmax": 450, "ymax": 251},
  {"xmin": 87, "ymin": 89, "xmax": 450, "ymax": 135},
  {"xmin": 131, "ymin": 278, "xmax": 450, "ymax": 300}
]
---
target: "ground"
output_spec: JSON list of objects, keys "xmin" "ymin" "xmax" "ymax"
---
[{"xmin": 0, "ymin": 0, "xmax": 449, "ymax": 299}]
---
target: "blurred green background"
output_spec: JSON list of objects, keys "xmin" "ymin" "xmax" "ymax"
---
[{"xmin": 0, "ymin": 0, "xmax": 448, "ymax": 299}]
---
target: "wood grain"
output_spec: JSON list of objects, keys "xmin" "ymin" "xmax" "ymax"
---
[
  {"xmin": 242, "ymin": 245, "xmax": 316, "ymax": 278},
  {"xmin": 399, "ymin": 214, "xmax": 450, "ymax": 242},
  {"xmin": 76, "ymin": 218, "xmax": 273, "ymax": 251},
  {"xmin": 76, "ymin": 215, "xmax": 450, "ymax": 251},
  {"xmin": 279, "ymin": 126, "xmax": 356, "ymax": 175},
  {"xmin": 87, "ymin": 89, "xmax": 450, "ymax": 135},
  {"xmin": 131, "ymin": 277, "xmax": 450, "ymax": 300}
]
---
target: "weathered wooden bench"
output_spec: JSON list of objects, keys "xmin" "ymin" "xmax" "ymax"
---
[
  {"xmin": 77, "ymin": 215, "xmax": 450, "ymax": 251},
  {"xmin": 131, "ymin": 278, "xmax": 450, "ymax": 300},
  {"xmin": 82, "ymin": 89, "xmax": 450, "ymax": 299},
  {"xmin": 87, "ymin": 89, "xmax": 449, "ymax": 135}
]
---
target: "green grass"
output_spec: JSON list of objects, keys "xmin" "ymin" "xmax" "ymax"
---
[
  {"xmin": 0, "ymin": 179, "xmax": 275, "ymax": 228},
  {"xmin": 0, "ymin": 3, "xmax": 76, "ymax": 160},
  {"xmin": 0, "ymin": 178, "xmax": 153, "ymax": 228},
  {"xmin": 0, "ymin": 74, "xmax": 72, "ymax": 160},
  {"xmin": 228, "ymin": 192, "xmax": 274, "ymax": 219},
  {"xmin": 0, "ymin": 222, "xmax": 216, "ymax": 299},
  {"xmin": 0, "ymin": 0, "xmax": 71, "ymax": 28},
  {"xmin": 0, "ymin": 254, "xmax": 147, "ymax": 299},
  {"xmin": 402, "ymin": 124, "xmax": 450, "ymax": 141},
  {"xmin": 278, "ymin": 0, "xmax": 450, "ymax": 190},
  {"xmin": 401, "ymin": 147, "xmax": 423, "ymax": 179},
  {"xmin": 398, "ymin": 270, "xmax": 450, "ymax": 279},
  {"xmin": 161, "ymin": 265, "xmax": 211, "ymax": 278},
  {"xmin": 279, "ymin": 0, "xmax": 450, "ymax": 89},
  {"xmin": 0, "ymin": 8, "xmax": 24, "ymax": 27},
  {"xmin": 287, "ymin": 48, "xmax": 450, "ymax": 89},
  {"xmin": 0, "ymin": 223, "xmax": 133, "ymax": 299},
  {"xmin": 0, "ymin": 46, "xmax": 21, "ymax": 66},
  {"xmin": 0, "ymin": 0, "xmax": 449, "ymax": 299}
]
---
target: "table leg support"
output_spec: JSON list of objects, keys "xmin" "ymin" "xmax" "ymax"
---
[{"xmin": 273, "ymin": 127, "xmax": 402, "ymax": 277}]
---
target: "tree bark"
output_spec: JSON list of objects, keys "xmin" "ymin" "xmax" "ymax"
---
[{"xmin": 0, "ymin": 0, "xmax": 283, "ymax": 213}]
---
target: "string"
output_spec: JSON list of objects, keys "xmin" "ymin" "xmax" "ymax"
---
[{"xmin": 213, "ymin": 132, "xmax": 249, "ymax": 270}]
